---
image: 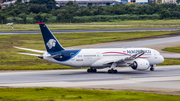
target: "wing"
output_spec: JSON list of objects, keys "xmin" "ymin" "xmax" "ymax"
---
[
  {"xmin": 104, "ymin": 50, "xmax": 145, "ymax": 65},
  {"xmin": 120, "ymin": 50, "xmax": 145, "ymax": 63},
  {"xmin": 14, "ymin": 46, "xmax": 45, "ymax": 53}
]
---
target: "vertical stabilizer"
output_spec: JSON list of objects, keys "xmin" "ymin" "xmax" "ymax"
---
[{"xmin": 39, "ymin": 22, "xmax": 65, "ymax": 53}]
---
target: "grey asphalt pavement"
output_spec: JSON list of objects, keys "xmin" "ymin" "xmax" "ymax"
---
[
  {"xmin": 96, "ymin": 36, "xmax": 180, "ymax": 48},
  {"xmin": 0, "ymin": 27, "xmax": 180, "ymax": 35}
]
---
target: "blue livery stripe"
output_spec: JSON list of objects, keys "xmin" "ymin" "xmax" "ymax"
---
[{"xmin": 53, "ymin": 50, "xmax": 81, "ymax": 62}]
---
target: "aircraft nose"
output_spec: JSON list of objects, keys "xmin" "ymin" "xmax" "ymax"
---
[{"xmin": 159, "ymin": 55, "xmax": 164, "ymax": 63}]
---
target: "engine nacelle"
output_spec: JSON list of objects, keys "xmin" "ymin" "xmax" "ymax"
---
[{"xmin": 130, "ymin": 59, "xmax": 150, "ymax": 71}]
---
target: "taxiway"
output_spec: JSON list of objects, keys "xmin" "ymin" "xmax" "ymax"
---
[{"xmin": 0, "ymin": 27, "xmax": 180, "ymax": 35}]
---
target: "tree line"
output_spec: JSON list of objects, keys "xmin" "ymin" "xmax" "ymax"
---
[{"xmin": 0, "ymin": 0, "xmax": 180, "ymax": 24}]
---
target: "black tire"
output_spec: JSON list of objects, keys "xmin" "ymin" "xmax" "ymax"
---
[
  {"xmin": 114, "ymin": 70, "xmax": 117, "ymax": 73},
  {"xmin": 87, "ymin": 69, "xmax": 91, "ymax": 73},
  {"xmin": 93, "ymin": 69, "xmax": 97, "ymax": 73},
  {"xmin": 108, "ymin": 70, "xmax": 111, "ymax": 73},
  {"xmin": 150, "ymin": 68, "xmax": 154, "ymax": 71}
]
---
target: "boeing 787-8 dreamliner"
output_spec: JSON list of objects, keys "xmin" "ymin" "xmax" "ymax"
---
[{"xmin": 14, "ymin": 23, "xmax": 164, "ymax": 73}]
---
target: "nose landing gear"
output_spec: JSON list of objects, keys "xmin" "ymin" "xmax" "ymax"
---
[{"xmin": 150, "ymin": 65, "xmax": 155, "ymax": 71}]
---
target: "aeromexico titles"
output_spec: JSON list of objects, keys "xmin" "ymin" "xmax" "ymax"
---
[{"xmin": 14, "ymin": 23, "xmax": 164, "ymax": 73}]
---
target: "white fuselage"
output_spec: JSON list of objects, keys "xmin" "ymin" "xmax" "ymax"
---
[{"xmin": 43, "ymin": 48, "xmax": 164, "ymax": 69}]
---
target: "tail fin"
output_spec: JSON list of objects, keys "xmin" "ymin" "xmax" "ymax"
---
[{"xmin": 39, "ymin": 22, "xmax": 65, "ymax": 53}]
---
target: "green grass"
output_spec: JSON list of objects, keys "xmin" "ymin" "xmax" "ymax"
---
[
  {"xmin": 160, "ymin": 46, "xmax": 180, "ymax": 65},
  {"xmin": 158, "ymin": 58, "xmax": 180, "ymax": 65},
  {"xmin": 160, "ymin": 47, "xmax": 180, "ymax": 65},
  {"xmin": 107, "ymin": 19, "xmax": 180, "ymax": 25},
  {"xmin": 1, "ymin": 30, "xmax": 180, "ymax": 70},
  {"xmin": 0, "ymin": 87, "xmax": 179, "ymax": 101},
  {"xmin": 162, "ymin": 46, "xmax": 180, "ymax": 53},
  {"xmin": 1, "ymin": 19, "xmax": 180, "ymax": 31}
]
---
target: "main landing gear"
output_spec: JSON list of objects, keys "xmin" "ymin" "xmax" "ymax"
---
[
  {"xmin": 108, "ymin": 62, "xmax": 118, "ymax": 73},
  {"xmin": 150, "ymin": 65, "xmax": 155, "ymax": 71},
  {"xmin": 87, "ymin": 67, "xmax": 97, "ymax": 73},
  {"xmin": 108, "ymin": 69, "xmax": 117, "ymax": 73}
]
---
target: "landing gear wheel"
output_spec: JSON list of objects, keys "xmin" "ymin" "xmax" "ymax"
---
[
  {"xmin": 150, "ymin": 67, "xmax": 154, "ymax": 71},
  {"xmin": 150, "ymin": 65, "xmax": 155, "ymax": 71},
  {"xmin": 108, "ymin": 69, "xmax": 118, "ymax": 73},
  {"xmin": 87, "ymin": 68, "xmax": 97, "ymax": 73},
  {"xmin": 108, "ymin": 70, "xmax": 111, "ymax": 73},
  {"xmin": 87, "ymin": 69, "xmax": 91, "ymax": 73},
  {"xmin": 93, "ymin": 69, "xmax": 97, "ymax": 73}
]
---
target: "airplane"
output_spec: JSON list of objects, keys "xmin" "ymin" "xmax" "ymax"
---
[{"xmin": 14, "ymin": 22, "xmax": 164, "ymax": 73}]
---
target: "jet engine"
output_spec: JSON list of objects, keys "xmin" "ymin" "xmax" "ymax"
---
[{"xmin": 130, "ymin": 59, "xmax": 150, "ymax": 71}]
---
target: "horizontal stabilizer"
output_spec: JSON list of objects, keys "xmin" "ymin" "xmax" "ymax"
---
[
  {"xmin": 18, "ymin": 52, "xmax": 42, "ymax": 56},
  {"xmin": 14, "ymin": 46, "xmax": 45, "ymax": 53}
]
